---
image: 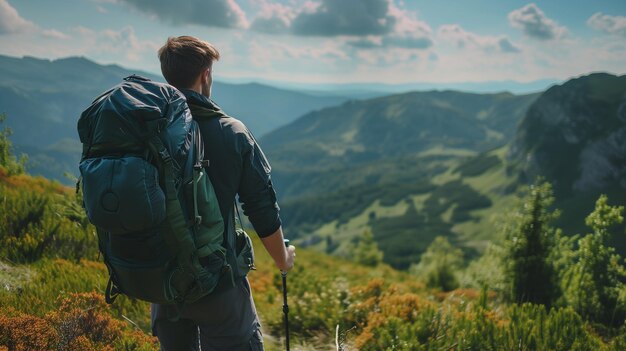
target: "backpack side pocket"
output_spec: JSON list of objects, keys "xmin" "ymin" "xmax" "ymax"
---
[
  {"xmin": 235, "ymin": 228, "xmax": 255, "ymax": 277},
  {"xmin": 80, "ymin": 156, "xmax": 166, "ymax": 233}
]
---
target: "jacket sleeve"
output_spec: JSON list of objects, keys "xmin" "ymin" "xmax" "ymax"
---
[{"xmin": 237, "ymin": 128, "xmax": 282, "ymax": 237}]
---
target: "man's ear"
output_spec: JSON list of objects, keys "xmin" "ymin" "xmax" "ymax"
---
[{"xmin": 201, "ymin": 68, "xmax": 210, "ymax": 83}]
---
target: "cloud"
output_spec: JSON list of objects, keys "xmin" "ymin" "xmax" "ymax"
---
[
  {"xmin": 508, "ymin": 3, "xmax": 567, "ymax": 41},
  {"xmin": 249, "ymin": 0, "xmax": 433, "ymax": 50},
  {"xmin": 0, "ymin": 0, "xmax": 71, "ymax": 40},
  {"xmin": 588, "ymin": 13, "xmax": 626, "ymax": 37},
  {"xmin": 290, "ymin": 0, "xmax": 395, "ymax": 36},
  {"xmin": 118, "ymin": 0, "xmax": 248, "ymax": 29},
  {"xmin": 0, "ymin": 0, "xmax": 37, "ymax": 35},
  {"xmin": 498, "ymin": 38, "xmax": 521, "ymax": 53},
  {"xmin": 250, "ymin": 0, "xmax": 295, "ymax": 34},
  {"xmin": 41, "ymin": 29, "xmax": 70, "ymax": 40},
  {"xmin": 438, "ymin": 24, "xmax": 521, "ymax": 53},
  {"xmin": 348, "ymin": 34, "xmax": 432, "ymax": 49},
  {"xmin": 72, "ymin": 25, "xmax": 159, "ymax": 62}
]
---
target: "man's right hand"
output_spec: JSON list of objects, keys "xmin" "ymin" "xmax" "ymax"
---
[
  {"xmin": 260, "ymin": 226, "xmax": 296, "ymax": 272},
  {"xmin": 280, "ymin": 245, "xmax": 296, "ymax": 272}
]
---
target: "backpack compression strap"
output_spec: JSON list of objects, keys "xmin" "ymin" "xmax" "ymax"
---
[{"xmin": 148, "ymin": 135, "xmax": 214, "ymax": 302}]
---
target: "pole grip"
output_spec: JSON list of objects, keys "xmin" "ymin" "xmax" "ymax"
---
[
  {"xmin": 282, "ymin": 239, "xmax": 290, "ymax": 277},
  {"xmin": 282, "ymin": 238, "xmax": 291, "ymax": 351}
]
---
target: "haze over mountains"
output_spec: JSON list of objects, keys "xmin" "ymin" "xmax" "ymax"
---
[
  {"xmin": 0, "ymin": 54, "xmax": 347, "ymax": 181},
  {"xmin": 1, "ymin": 54, "xmax": 625, "ymax": 269}
]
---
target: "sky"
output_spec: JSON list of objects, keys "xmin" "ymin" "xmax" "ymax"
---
[{"xmin": 1, "ymin": 0, "xmax": 625, "ymax": 87}]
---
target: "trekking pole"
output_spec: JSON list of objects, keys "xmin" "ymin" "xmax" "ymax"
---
[{"xmin": 282, "ymin": 239, "xmax": 290, "ymax": 351}]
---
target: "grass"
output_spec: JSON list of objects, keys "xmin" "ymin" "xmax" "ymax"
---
[
  {"xmin": 3, "ymin": 164, "xmax": 626, "ymax": 350},
  {"xmin": 302, "ymin": 198, "xmax": 410, "ymax": 256},
  {"xmin": 450, "ymin": 147, "xmax": 518, "ymax": 249},
  {"xmin": 0, "ymin": 261, "xmax": 33, "ymax": 292}
]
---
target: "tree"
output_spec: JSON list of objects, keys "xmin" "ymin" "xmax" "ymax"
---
[
  {"xmin": 0, "ymin": 114, "xmax": 26, "ymax": 175},
  {"xmin": 562, "ymin": 195, "xmax": 626, "ymax": 326},
  {"xmin": 353, "ymin": 229, "xmax": 383, "ymax": 267},
  {"xmin": 410, "ymin": 236, "xmax": 463, "ymax": 291},
  {"xmin": 502, "ymin": 180, "xmax": 560, "ymax": 307}
]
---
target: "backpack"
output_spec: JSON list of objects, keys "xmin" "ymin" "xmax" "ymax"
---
[{"xmin": 77, "ymin": 75, "xmax": 228, "ymax": 306}]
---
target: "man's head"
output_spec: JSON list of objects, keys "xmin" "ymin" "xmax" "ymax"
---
[{"xmin": 158, "ymin": 36, "xmax": 220, "ymax": 97}]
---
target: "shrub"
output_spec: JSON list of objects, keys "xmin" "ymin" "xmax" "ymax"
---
[
  {"xmin": 561, "ymin": 195, "xmax": 626, "ymax": 326},
  {"xmin": 0, "ymin": 293, "xmax": 157, "ymax": 351},
  {"xmin": 410, "ymin": 236, "xmax": 463, "ymax": 291},
  {"xmin": 502, "ymin": 181, "xmax": 561, "ymax": 307},
  {"xmin": 352, "ymin": 230, "xmax": 384, "ymax": 267}
]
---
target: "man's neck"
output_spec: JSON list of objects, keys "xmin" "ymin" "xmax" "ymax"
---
[{"xmin": 187, "ymin": 83, "xmax": 202, "ymax": 95}]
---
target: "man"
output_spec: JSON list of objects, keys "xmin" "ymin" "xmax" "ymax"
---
[{"xmin": 152, "ymin": 36, "xmax": 296, "ymax": 351}]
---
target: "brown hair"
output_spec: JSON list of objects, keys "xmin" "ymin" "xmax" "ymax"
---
[{"xmin": 158, "ymin": 36, "xmax": 220, "ymax": 89}]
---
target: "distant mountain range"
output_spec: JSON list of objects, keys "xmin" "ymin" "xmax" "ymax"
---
[
  {"xmin": 263, "ymin": 90, "xmax": 538, "ymax": 197},
  {"xmin": 261, "ymin": 73, "xmax": 626, "ymax": 269},
  {"xmin": 261, "ymin": 89, "xmax": 539, "ymax": 267},
  {"xmin": 0, "ymin": 54, "xmax": 348, "ymax": 181},
  {"xmin": 223, "ymin": 76, "xmax": 561, "ymax": 96}
]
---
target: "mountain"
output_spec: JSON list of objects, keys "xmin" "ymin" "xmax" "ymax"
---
[
  {"xmin": 510, "ymin": 72, "xmax": 626, "ymax": 247},
  {"xmin": 263, "ymin": 90, "xmax": 538, "ymax": 198},
  {"xmin": 261, "ymin": 90, "xmax": 539, "ymax": 268},
  {"xmin": 231, "ymin": 76, "xmax": 559, "ymax": 96},
  {"xmin": 0, "ymin": 54, "xmax": 347, "ymax": 182},
  {"xmin": 262, "ymin": 73, "xmax": 626, "ymax": 269}
]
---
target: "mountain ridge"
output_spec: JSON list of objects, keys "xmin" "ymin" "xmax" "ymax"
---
[{"xmin": 0, "ymin": 54, "xmax": 349, "ymax": 181}]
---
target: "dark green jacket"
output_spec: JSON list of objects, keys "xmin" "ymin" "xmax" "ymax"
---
[
  {"xmin": 184, "ymin": 90, "xmax": 281, "ymax": 241},
  {"xmin": 152, "ymin": 90, "xmax": 279, "ymax": 344}
]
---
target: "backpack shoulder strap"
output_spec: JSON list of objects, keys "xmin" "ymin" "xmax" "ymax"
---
[{"xmin": 147, "ymin": 135, "xmax": 214, "ymax": 301}]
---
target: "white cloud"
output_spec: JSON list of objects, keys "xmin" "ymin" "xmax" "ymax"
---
[
  {"xmin": 0, "ymin": 0, "xmax": 74, "ymax": 43},
  {"xmin": 588, "ymin": 13, "xmax": 626, "ymax": 37},
  {"xmin": 75, "ymin": 26, "xmax": 159, "ymax": 62},
  {"xmin": 438, "ymin": 24, "xmax": 521, "ymax": 53},
  {"xmin": 41, "ymin": 29, "xmax": 70, "ymax": 40},
  {"xmin": 508, "ymin": 3, "xmax": 567, "ymax": 41},
  {"xmin": 0, "ymin": 0, "xmax": 37, "ymax": 35},
  {"xmin": 250, "ymin": 0, "xmax": 296, "ymax": 34}
]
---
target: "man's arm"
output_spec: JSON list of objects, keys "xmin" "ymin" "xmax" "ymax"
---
[{"xmin": 260, "ymin": 225, "xmax": 296, "ymax": 272}]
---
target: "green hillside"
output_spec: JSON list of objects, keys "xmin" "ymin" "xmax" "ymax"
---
[
  {"xmin": 262, "ymin": 89, "xmax": 538, "ymax": 268},
  {"xmin": 3, "ymin": 123, "xmax": 626, "ymax": 350},
  {"xmin": 263, "ymin": 73, "xmax": 626, "ymax": 271},
  {"xmin": 0, "ymin": 55, "xmax": 347, "ymax": 182}
]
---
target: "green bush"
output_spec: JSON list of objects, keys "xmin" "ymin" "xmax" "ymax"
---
[
  {"xmin": 561, "ymin": 195, "xmax": 626, "ymax": 326},
  {"xmin": 0, "ymin": 114, "xmax": 26, "ymax": 175},
  {"xmin": 410, "ymin": 236, "xmax": 463, "ymax": 291},
  {"xmin": 0, "ymin": 183, "xmax": 97, "ymax": 263}
]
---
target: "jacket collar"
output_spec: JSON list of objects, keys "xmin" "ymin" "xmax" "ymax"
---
[
  {"xmin": 181, "ymin": 89, "xmax": 228, "ymax": 120},
  {"xmin": 181, "ymin": 89, "xmax": 220, "ymax": 111}
]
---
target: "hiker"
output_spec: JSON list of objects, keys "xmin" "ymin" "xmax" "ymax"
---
[{"xmin": 151, "ymin": 36, "xmax": 296, "ymax": 351}]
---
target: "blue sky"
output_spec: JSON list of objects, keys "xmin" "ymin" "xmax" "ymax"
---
[{"xmin": 1, "ymin": 0, "xmax": 625, "ymax": 86}]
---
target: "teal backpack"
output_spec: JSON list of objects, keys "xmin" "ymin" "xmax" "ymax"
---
[{"xmin": 77, "ymin": 75, "xmax": 228, "ymax": 305}]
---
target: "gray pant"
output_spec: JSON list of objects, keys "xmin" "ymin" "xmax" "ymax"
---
[{"xmin": 152, "ymin": 278, "xmax": 264, "ymax": 351}]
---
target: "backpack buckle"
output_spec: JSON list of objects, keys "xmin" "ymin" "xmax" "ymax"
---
[{"xmin": 158, "ymin": 149, "xmax": 172, "ymax": 163}]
